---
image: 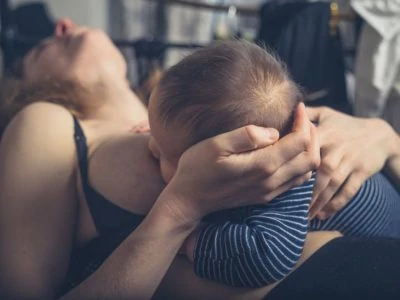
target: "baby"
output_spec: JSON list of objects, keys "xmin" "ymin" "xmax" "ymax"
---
[{"xmin": 148, "ymin": 41, "xmax": 399, "ymax": 288}]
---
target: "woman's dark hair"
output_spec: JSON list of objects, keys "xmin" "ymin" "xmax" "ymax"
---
[{"xmin": 0, "ymin": 76, "xmax": 87, "ymax": 139}]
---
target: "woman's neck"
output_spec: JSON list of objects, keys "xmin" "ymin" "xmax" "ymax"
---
[{"xmin": 84, "ymin": 78, "xmax": 148, "ymax": 129}]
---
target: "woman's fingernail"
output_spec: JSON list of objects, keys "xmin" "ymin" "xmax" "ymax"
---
[{"xmin": 262, "ymin": 128, "xmax": 279, "ymax": 140}]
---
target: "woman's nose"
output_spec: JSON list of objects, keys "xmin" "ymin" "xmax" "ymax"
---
[{"xmin": 54, "ymin": 18, "xmax": 75, "ymax": 38}]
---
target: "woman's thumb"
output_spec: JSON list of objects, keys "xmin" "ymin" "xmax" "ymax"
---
[{"xmin": 218, "ymin": 125, "xmax": 279, "ymax": 154}]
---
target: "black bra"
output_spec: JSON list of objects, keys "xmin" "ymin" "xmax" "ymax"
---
[{"xmin": 73, "ymin": 117, "xmax": 144, "ymax": 235}]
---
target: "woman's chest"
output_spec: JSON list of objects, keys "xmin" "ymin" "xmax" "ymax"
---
[{"xmin": 75, "ymin": 133, "xmax": 165, "ymax": 245}]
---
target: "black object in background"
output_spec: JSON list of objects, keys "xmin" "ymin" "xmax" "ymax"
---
[
  {"xmin": 257, "ymin": 2, "xmax": 351, "ymax": 114},
  {"xmin": 1, "ymin": 1, "xmax": 54, "ymax": 73},
  {"xmin": 266, "ymin": 236, "xmax": 400, "ymax": 300}
]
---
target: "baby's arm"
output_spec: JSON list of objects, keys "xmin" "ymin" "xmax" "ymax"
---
[{"xmin": 182, "ymin": 177, "xmax": 314, "ymax": 288}]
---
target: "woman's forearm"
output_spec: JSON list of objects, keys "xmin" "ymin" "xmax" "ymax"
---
[{"xmin": 60, "ymin": 193, "xmax": 198, "ymax": 300}]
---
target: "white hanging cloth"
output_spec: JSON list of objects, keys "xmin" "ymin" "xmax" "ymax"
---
[{"xmin": 352, "ymin": 0, "xmax": 400, "ymax": 118}]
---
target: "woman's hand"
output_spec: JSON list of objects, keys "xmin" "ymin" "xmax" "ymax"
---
[
  {"xmin": 159, "ymin": 103, "xmax": 320, "ymax": 224},
  {"xmin": 307, "ymin": 106, "xmax": 399, "ymax": 219}
]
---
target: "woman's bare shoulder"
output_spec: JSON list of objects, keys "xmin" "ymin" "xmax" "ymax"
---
[
  {"xmin": 9, "ymin": 101, "xmax": 74, "ymax": 129},
  {"xmin": 1, "ymin": 101, "xmax": 77, "ymax": 179},
  {"xmin": 3, "ymin": 101, "xmax": 75, "ymax": 149}
]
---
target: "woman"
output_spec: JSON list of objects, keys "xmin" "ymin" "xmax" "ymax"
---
[{"xmin": 0, "ymin": 19, "xmax": 399, "ymax": 300}]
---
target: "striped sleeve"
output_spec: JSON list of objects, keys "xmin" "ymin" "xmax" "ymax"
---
[
  {"xmin": 193, "ymin": 176, "xmax": 314, "ymax": 288},
  {"xmin": 310, "ymin": 172, "xmax": 399, "ymax": 237}
]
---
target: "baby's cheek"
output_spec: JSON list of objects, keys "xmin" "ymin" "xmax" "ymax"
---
[{"xmin": 160, "ymin": 159, "xmax": 177, "ymax": 183}]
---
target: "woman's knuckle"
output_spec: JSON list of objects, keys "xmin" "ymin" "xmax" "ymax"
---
[
  {"xmin": 262, "ymin": 162, "xmax": 277, "ymax": 175},
  {"xmin": 204, "ymin": 140, "xmax": 218, "ymax": 155},
  {"xmin": 263, "ymin": 179, "xmax": 276, "ymax": 192},
  {"xmin": 310, "ymin": 155, "xmax": 321, "ymax": 169},
  {"xmin": 357, "ymin": 169, "xmax": 370, "ymax": 181},
  {"xmin": 333, "ymin": 198, "xmax": 347, "ymax": 210},
  {"xmin": 330, "ymin": 174, "xmax": 343, "ymax": 188},
  {"xmin": 336, "ymin": 166, "xmax": 349, "ymax": 179},
  {"xmin": 301, "ymin": 132, "xmax": 311, "ymax": 149},
  {"xmin": 342, "ymin": 187, "xmax": 356, "ymax": 201},
  {"xmin": 315, "ymin": 196, "xmax": 328, "ymax": 209},
  {"xmin": 321, "ymin": 158, "xmax": 337, "ymax": 174},
  {"xmin": 345, "ymin": 178, "xmax": 362, "ymax": 198}
]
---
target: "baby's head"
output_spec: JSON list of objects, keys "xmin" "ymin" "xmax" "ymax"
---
[{"xmin": 148, "ymin": 40, "xmax": 303, "ymax": 182}]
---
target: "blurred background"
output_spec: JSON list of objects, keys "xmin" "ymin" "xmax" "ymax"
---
[{"xmin": 1, "ymin": 0, "xmax": 399, "ymax": 131}]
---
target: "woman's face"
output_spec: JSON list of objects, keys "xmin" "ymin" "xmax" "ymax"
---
[{"xmin": 23, "ymin": 19, "xmax": 127, "ymax": 85}]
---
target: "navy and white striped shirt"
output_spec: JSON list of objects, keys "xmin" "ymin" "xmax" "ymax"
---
[{"xmin": 194, "ymin": 172, "xmax": 399, "ymax": 288}]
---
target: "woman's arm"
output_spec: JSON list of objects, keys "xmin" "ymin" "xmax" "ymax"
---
[
  {"xmin": 60, "ymin": 195, "xmax": 199, "ymax": 300},
  {"xmin": 306, "ymin": 106, "xmax": 400, "ymax": 219},
  {"xmin": 0, "ymin": 103, "xmax": 78, "ymax": 299}
]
